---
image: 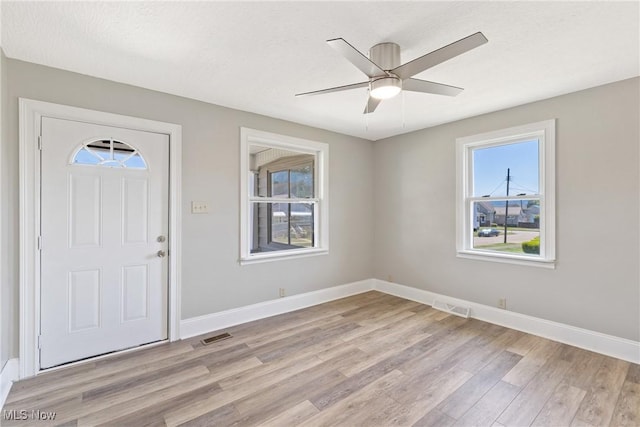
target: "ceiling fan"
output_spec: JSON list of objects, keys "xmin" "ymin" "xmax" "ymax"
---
[{"xmin": 296, "ymin": 32, "xmax": 488, "ymax": 114}]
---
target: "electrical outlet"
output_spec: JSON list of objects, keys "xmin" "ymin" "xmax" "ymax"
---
[
  {"xmin": 387, "ymin": 275, "xmax": 393, "ymax": 283},
  {"xmin": 279, "ymin": 288, "xmax": 285, "ymax": 298},
  {"xmin": 498, "ymin": 298, "xmax": 507, "ymax": 309},
  {"xmin": 191, "ymin": 201, "xmax": 209, "ymax": 214}
]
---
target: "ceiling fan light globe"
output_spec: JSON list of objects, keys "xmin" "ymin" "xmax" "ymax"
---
[{"xmin": 370, "ymin": 76, "xmax": 402, "ymax": 100}]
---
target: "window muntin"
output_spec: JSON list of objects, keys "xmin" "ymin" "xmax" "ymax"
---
[
  {"xmin": 71, "ymin": 139, "xmax": 147, "ymax": 169},
  {"xmin": 240, "ymin": 129, "xmax": 328, "ymax": 263},
  {"xmin": 456, "ymin": 120, "xmax": 555, "ymax": 266}
]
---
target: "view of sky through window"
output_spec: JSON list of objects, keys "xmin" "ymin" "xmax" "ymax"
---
[{"xmin": 473, "ymin": 139, "xmax": 539, "ymax": 197}]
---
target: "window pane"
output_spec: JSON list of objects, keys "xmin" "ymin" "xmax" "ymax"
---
[
  {"xmin": 472, "ymin": 139, "xmax": 539, "ymax": 197},
  {"xmin": 472, "ymin": 200, "xmax": 540, "ymax": 256},
  {"xmin": 122, "ymin": 153, "xmax": 147, "ymax": 168},
  {"xmin": 290, "ymin": 165, "xmax": 313, "ymax": 198},
  {"xmin": 250, "ymin": 202, "xmax": 315, "ymax": 253},
  {"xmin": 73, "ymin": 147, "xmax": 101, "ymax": 165},
  {"xmin": 290, "ymin": 203, "xmax": 314, "ymax": 247},
  {"xmin": 270, "ymin": 171, "xmax": 289, "ymax": 197},
  {"xmin": 72, "ymin": 139, "xmax": 147, "ymax": 169},
  {"xmin": 271, "ymin": 202, "xmax": 289, "ymax": 244}
]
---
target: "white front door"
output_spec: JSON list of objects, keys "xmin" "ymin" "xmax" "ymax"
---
[{"xmin": 39, "ymin": 117, "xmax": 169, "ymax": 369}]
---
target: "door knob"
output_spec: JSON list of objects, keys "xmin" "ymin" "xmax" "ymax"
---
[{"xmin": 157, "ymin": 250, "xmax": 166, "ymax": 258}]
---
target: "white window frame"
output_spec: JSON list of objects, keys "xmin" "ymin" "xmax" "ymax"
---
[
  {"xmin": 240, "ymin": 128, "xmax": 329, "ymax": 264},
  {"xmin": 456, "ymin": 119, "xmax": 556, "ymax": 268}
]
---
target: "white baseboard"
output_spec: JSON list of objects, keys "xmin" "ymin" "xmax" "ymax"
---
[
  {"xmin": 180, "ymin": 279, "xmax": 373, "ymax": 339},
  {"xmin": 372, "ymin": 279, "xmax": 640, "ymax": 364},
  {"xmin": 1, "ymin": 358, "xmax": 19, "ymax": 410},
  {"xmin": 179, "ymin": 277, "xmax": 639, "ymax": 364}
]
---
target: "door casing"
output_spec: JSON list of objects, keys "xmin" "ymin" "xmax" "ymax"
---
[{"xmin": 19, "ymin": 98, "xmax": 183, "ymax": 378}]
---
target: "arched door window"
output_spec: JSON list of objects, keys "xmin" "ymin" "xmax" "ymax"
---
[{"xmin": 71, "ymin": 139, "xmax": 147, "ymax": 169}]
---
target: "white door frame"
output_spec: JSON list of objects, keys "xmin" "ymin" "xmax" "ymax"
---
[{"xmin": 19, "ymin": 98, "xmax": 182, "ymax": 378}]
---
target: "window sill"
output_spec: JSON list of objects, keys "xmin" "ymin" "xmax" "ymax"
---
[
  {"xmin": 240, "ymin": 248, "xmax": 328, "ymax": 265},
  {"xmin": 457, "ymin": 250, "xmax": 556, "ymax": 269}
]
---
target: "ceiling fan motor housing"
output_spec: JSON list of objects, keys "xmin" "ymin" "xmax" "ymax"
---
[
  {"xmin": 369, "ymin": 42, "xmax": 401, "ymax": 70},
  {"xmin": 368, "ymin": 42, "xmax": 402, "ymax": 99}
]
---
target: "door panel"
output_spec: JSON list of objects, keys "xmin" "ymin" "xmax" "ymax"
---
[
  {"xmin": 68, "ymin": 174, "xmax": 102, "ymax": 248},
  {"xmin": 122, "ymin": 178, "xmax": 149, "ymax": 245},
  {"xmin": 122, "ymin": 265, "xmax": 149, "ymax": 322},
  {"xmin": 68, "ymin": 269, "xmax": 101, "ymax": 331},
  {"xmin": 40, "ymin": 117, "xmax": 169, "ymax": 369}
]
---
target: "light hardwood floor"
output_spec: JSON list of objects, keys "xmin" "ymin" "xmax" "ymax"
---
[{"xmin": 3, "ymin": 291, "xmax": 639, "ymax": 426}]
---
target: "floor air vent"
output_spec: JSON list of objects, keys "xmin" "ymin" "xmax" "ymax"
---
[
  {"xmin": 432, "ymin": 300, "xmax": 470, "ymax": 319},
  {"xmin": 201, "ymin": 332, "xmax": 232, "ymax": 345}
]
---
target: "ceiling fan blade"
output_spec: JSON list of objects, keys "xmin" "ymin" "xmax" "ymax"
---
[
  {"xmin": 327, "ymin": 38, "xmax": 387, "ymax": 78},
  {"xmin": 363, "ymin": 96, "xmax": 382, "ymax": 114},
  {"xmin": 403, "ymin": 78, "xmax": 464, "ymax": 96},
  {"xmin": 392, "ymin": 32, "xmax": 488, "ymax": 80},
  {"xmin": 295, "ymin": 81, "xmax": 369, "ymax": 97}
]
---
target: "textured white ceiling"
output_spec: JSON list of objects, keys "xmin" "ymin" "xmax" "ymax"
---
[{"xmin": 2, "ymin": 1, "xmax": 639, "ymax": 140}]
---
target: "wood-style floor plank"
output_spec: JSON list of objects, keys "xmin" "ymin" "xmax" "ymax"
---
[
  {"xmin": 609, "ymin": 380, "xmax": 640, "ymax": 426},
  {"xmin": 572, "ymin": 357, "xmax": 629, "ymax": 426},
  {"xmin": 454, "ymin": 380, "xmax": 521, "ymax": 427},
  {"xmin": 531, "ymin": 381, "xmax": 587, "ymax": 427},
  {"xmin": 256, "ymin": 400, "xmax": 319, "ymax": 427},
  {"xmin": 1, "ymin": 291, "xmax": 637, "ymax": 427},
  {"xmin": 437, "ymin": 350, "xmax": 522, "ymax": 419},
  {"xmin": 498, "ymin": 351, "xmax": 572, "ymax": 426},
  {"xmin": 412, "ymin": 408, "xmax": 456, "ymax": 427},
  {"xmin": 626, "ymin": 363, "xmax": 640, "ymax": 384},
  {"xmin": 501, "ymin": 337, "xmax": 562, "ymax": 388},
  {"xmin": 304, "ymin": 369, "xmax": 404, "ymax": 427}
]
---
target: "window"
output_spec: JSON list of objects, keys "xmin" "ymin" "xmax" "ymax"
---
[
  {"xmin": 71, "ymin": 139, "xmax": 147, "ymax": 169},
  {"xmin": 240, "ymin": 128, "xmax": 328, "ymax": 263},
  {"xmin": 456, "ymin": 120, "xmax": 555, "ymax": 267}
]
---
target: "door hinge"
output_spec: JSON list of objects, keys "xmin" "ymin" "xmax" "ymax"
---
[
  {"xmin": 38, "ymin": 135, "xmax": 42, "ymax": 151},
  {"xmin": 37, "ymin": 335, "xmax": 42, "ymax": 349},
  {"xmin": 37, "ymin": 236, "xmax": 42, "ymax": 250}
]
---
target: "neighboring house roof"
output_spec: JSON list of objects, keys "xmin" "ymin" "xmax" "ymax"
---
[
  {"xmin": 475, "ymin": 201, "xmax": 495, "ymax": 214},
  {"xmin": 494, "ymin": 206, "xmax": 522, "ymax": 216},
  {"xmin": 524, "ymin": 205, "xmax": 540, "ymax": 215}
]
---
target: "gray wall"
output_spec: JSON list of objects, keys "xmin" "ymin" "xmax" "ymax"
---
[
  {"xmin": 1, "ymin": 58, "xmax": 375, "ymax": 360},
  {"xmin": 1, "ymin": 50, "xmax": 12, "ymax": 369},
  {"xmin": 0, "ymin": 49, "xmax": 6, "ymax": 369},
  {"xmin": 373, "ymin": 77, "xmax": 640, "ymax": 341},
  {"xmin": 1, "ymin": 57, "xmax": 638, "ymax": 366}
]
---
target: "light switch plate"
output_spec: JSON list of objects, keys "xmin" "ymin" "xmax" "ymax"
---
[{"xmin": 191, "ymin": 201, "xmax": 209, "ymax": 214}]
